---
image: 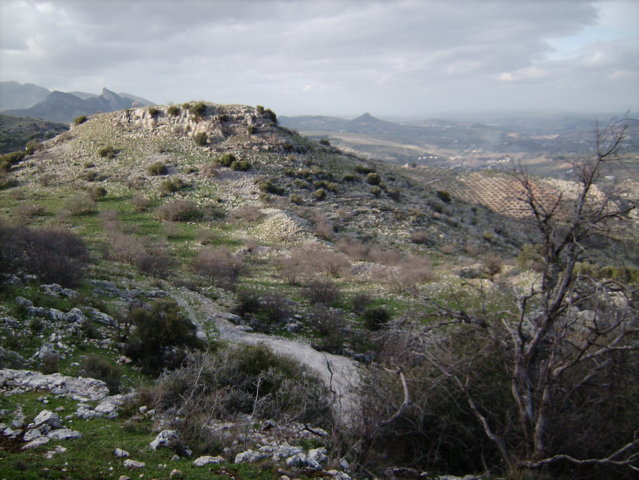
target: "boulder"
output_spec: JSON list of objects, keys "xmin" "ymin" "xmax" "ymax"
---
[
  {"xmin": 234, "ymin": 449, "xmax": 269, "ymax": 463},
  {"xmin": 46, "ymin": 428, "xmax": 82, "ymax": 440},
  {"xmin": 65, "ymin": 308, "xmax": 87, "ymax": 325},
  {"xmin": 85, "ymin": 307, "xmax": 116, "ymax": 327},
  {"xmin": 150, "ymin": 429, "xmax": 180, "ymax": 450},
  {"xmin": 0, "ymin": 369, "xmax": 110, "ymax": 401},
  {"xmin": 22, "ymin": 436, "xmax": 50, "ymax": 449},
  {"xmin": 114, "ymin": 448, "xmax": 130, "ymax": 457},
  {"xmin": 33, "ymin": 410, "xmax": 62, "ymax": 429},
  {"xmin": 41, "ymin": 284, "xmax": 77, "ymax": 298},
  {"xmin": 15, "ymin": 296, "xmax": 33, "ymax": 308},
  {"xmin": 192, "ymin": 455, "xmax": 224, "ymax": 466},
  {"xmin": 308, "ymin": 447, "xmax": 328, "ymax": 465},
  {"xmin": 23, "ymin": 428, "xmax": 42, "ymax": 442},
  {"xmin": 48, "ymin": 308, "xmax": 66, "ymax": 322},
  {"xmin": 123, "ymin": 459, "xmax": 145, "ymax": 469}
]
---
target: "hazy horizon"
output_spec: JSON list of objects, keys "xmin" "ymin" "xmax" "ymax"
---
[{"xmin": 1, "ymin": 0, "xmax": 637, "ymax": 117}]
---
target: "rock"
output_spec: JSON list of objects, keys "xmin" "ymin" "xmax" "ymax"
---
[
  {"xmin": 123, "ymin": 459, "xmax": 145, "ymax": 469},
  {"xmin": 114, "ymin": 448, "xmax": 130, "ymax": 458},
  {"xmin": 65, "ymin": 308, "xmax": 87, "ymax": 324},
  {"xmin": 95, "ymin": 394, "xmax": 130, "ymax": 415},
  {"xmin": 308, "ymin": 447, "xmax": 328, "ymax": 465},
  {"xmin": 47, "ymin": 428, "xmax": 82, "ymax": 440},
  {"xmin": 0, "ymin": 369, "xmax": 110, "ymax": 401},
  {"xmin": 234, "ymin": 449, "xmax": 269, "ymax": 463},
  {"xmin": 85, "ymin": 307, "xmax": 116, "ymax": 327},
  {"xmin": 262, "ymin": 445, "xmax": 304, "ymax": 460},
  {"xmin": 27, "ymin": 306, "xmax": 48, "ymax": 317},
  {"xmin": 22, "ymin": 436, "xmax": 50, "ymax": 449},
  {"xmin": 33, "ymin": 410, "xmax": 62, "ymax": 429},
  {"xmin": 0, "ymin": 347, "xmax": 25, "ymax": 368},
  {"xmin": 327, "ymin": 470, "xmax": 351, "ymax": 480},
  {"xmin": 11, "ymin": 406, "xmax": 25, "ymax": 429},
  {"xmin": 75, "ymin": 403, "xmax": 102, "ymax": 419},
  {"xmin": 15, "ymin": 296, "xmax": 33, "ymax": 308},
  {"xmin": 169, "ymin": 469, "xmax": 183, "ymax": 478},
  {"xmin": 48, "ymin": 308, "xmax": 67, "ymax": 322},
  {"xmin": 34, "ymin": 344, "xmax": 61, "ymax": 363},
  {"xmin": 23, "ymin": 428, "xmax": 42, "ymax": 442},
  {"xmin": 119, "ymin": 476, "xmax": 131, "ymax": 480},
  {"xmin": 145, "ymin": 289, "xmax": 167, "ymax": 298},
  {"xmin": 285, "ymin": 452, "xmax": 320, "ymax": 469},
  {"xmin": 192, "ymin": 455, "xmax": 224, "ymax": 466},
  {"xmin": 41, "ymin": 284, "xmax": 77, "ymax": 298},
  {"xmin": 45, "ymin": 445, "xmax": 67, "ymax": 459},
  {"xmin": 150, "ymin": 429, "xmax": 180, "ymax": 450},
  {"xmin": 1, "ymin": 316, "xmax": 20, "ymax": 328}
]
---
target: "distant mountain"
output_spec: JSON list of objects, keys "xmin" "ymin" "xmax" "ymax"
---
[
  {"xmin": 0, "ymin": 81, "xmax": 50, "ymax": 110},
  {"xmin": 0, "ymin": 113, "xmax": 68, "ymax": 154},
  {"xmin": 4, "ymin": 88, "xmax": 154, "ymax": 123}
]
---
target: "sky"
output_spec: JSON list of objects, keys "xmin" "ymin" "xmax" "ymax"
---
[{"xmin": 0, "ymin": 0, "xmax": 638, "ymax": 117}]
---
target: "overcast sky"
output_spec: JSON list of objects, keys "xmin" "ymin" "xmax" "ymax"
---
[{"xmin": 1, "ymin": 0, "xmax": 637, "ymax": 117}]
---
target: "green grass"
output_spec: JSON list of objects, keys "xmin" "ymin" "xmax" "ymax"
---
[{"xmin": 0, "ymin": 394, "xmax": 280, "ymax": 480}]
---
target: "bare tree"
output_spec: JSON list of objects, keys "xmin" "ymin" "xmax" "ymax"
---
[{"xmin": 409, "ymin": 118, "xmax": 639, "ymax": 475}]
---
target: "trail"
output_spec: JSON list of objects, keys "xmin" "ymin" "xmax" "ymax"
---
[{"xmin": 171, "ymin": 287, "xmax": 361, "ymax": 426}]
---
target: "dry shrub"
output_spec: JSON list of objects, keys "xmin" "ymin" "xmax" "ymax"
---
[
  {"xmin": 15, "ymin": 204, "xmax": 46, "ymax": 221},
  {"xmin": 337, "ymin": 237, "xmax": 402, "ymax": 265},
  {"xmin": 277, "ymin": 245, "xmax": 350, "ymax": 283},
  {"xmin": 133, "ymin": 195, "xmax": 151, "ymax": 213},
  {"xmin": 155, "ymin": 200, "xmax": 201, "ymax": 222},
  {"xmin": 201, "ymin": 163, "xmax": 220, "ymax": 178},
  {"xmin": 63, "ymin": 194, "xmax": 96, "ymax": 216},
  {"xmin": 383, "ymin": 256, "xmax": 434, "ymax": 294},
  {"xmin": 191, "ymin": 247, "xmax": 245, "ymax": 289},
  {"xmin": 0, "ymin": 224, "xmax": 89, "ymax": 287},
  {"xmin": 481, "ymin": 253, "xmax": 503, "ymax": 280},
  {"xmin": 136, "ymin": 247, "xmax": 174, "ymax": 279},
  {"xmin": 161, "ymin": 222, "xmax": 181, "ymax": 239},
  {"xmin": 409, "ymin": 230, "xmax": 430, "ymax": 245},
  {"xmin": 309, "ymin": 306, "xmax": 347, "ymax": 354},
  {"xmin": 230, "ymin": 205, "xmax": 264, "ymax": 223},
  {"xmin": 302, "ymin": 279, "xmax": 341, "ymax": 306},
  {"xmin": 234, "ymin": 288, "xmax": 291, "ymax": 331},
  {"xmin": 107, "ymin": 233, "xmax": 145, "ymax": 264},
  {"xmin": 308, "ymin": 211, "xmax": 335, "ymax": 240}
]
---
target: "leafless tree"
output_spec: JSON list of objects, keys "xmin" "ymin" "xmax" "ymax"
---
[{"xmin": 396, "ymin": 118, "xmax": 639, "ymax": 476}]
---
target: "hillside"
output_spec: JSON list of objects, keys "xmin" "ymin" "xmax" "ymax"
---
[
  {"xmin": 0, "ymin": 114, "xmax": 68, "ymax": 154},
  {"xmin": 1, "ymin": 103, "xmax": 637, "ymax": 479}
]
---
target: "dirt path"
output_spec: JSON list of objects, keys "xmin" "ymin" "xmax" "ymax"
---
[{"xmin": 171, "ymin": 287, "xmax": 361, "ymax": 426}]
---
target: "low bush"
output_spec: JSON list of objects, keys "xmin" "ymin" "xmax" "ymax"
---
[
  {"xmin": 366, "ymin": 173, "xmax": 382, "ymax": 185},
  {"xmin": 81, "ymin": 354, "xmax": 123, "ymax": 393},
  {"xmin": 370, "ymin": 186, "xmax": 382, "ymax": 197},
  {"xmin": 313, "ymin": 188, "xmax": 327, "ymax": 200},
  {"xmin": 64, "ymin": 194, "xmax": 96, "ymax": 216},
  {"xmin": 155, "ymin": 200, "xmax": 201, "ymax": 222},
  {"xmin": 125, "ymin": 300, "xmax": 204, "ymax": 375},
  {"xmin": 0, "ymin": 151, "xmax": 26, "ymax": 172},
  {"xmin": 148, "ymin": 107, "xmax": 161, "ymax": 118},
  {"xmin": 136, "ymin": 247, "xmax": 173, "ymax": 279},
  {"xmin": 73, "ymin": 115, "xmax": 88, "ymax": 125},
  {"xmin": 309, "ymin": 306, "xmax": 346, "ymax": 354},
  {"xmin": 230, "ymin": 159, "xmax": 251, "ymax": 171},
  {"xmin": 0, "ymin": 223, "xmax": 89, "ymax": 287},
  {"xmin": 98, "ymin": 146, "xmax": 117, "ymax": 159},
  {"xmin": 258, "ymin": 179, "xmax": 286, "ymax": 195},
  {"xmin": 234, "ymin": 289, "xmax": 291, "ymax": 331},
  {"xmin": 189, "ymin": 102, "xmax": 207, "ymax": 119},
  {"xmin": 277, "ymin": 245, "xmax": 350, "ymax": 284},
  {"xmin": 230, "ymin": 205, "xmax": 264, "ymax": 223},
  {"xmin": 167, "ymin": 105, "xmax": 180, "ymax": 116},
  {"xmin": 342, "ymin": 173, "xmax": 357, "ymax": 182},
  {"xmin": 355, "ymin": 164, "xmax": 376, "ymax": 174},
  {"xmin": 147, "ymin": 162, "xmax": 168, "ymax": 176},
  {"xmin": 436, "ymin": 190, "xmax": 452, "ymax": 203},
  {"xmin": 191, "ymin": 247, "xmax": 244, "ymax": 289},
  {"xmin": 362, "ymin": 306, "xmax": 391, "ymax": 331},
  {"xmin": 160, "ymin": 177, "xmax": 188, "ymax": 194},
  {"xmin": 216, "ymin": 153, "xmax": 236, "ymax": 167},
  {"xmin": 132, "ymin": 195, "xmax": 151, "ymax": 212},
  {"xmin": 302, "ymin": 279, "xmax": 341, "ymax": 306},
  {"xmin": 152, "ymin": 345, "xmax": 332, "ymax": 445},
  {"xmin": 88, "ymin": 186, "xmax": 108, "ymax": 201},
  {"xmin": 193, "ymin": 132, "xmax": 207, "ymax": 146}
]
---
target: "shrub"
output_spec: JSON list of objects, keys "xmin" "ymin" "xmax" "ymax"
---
[
  {"xmin": 81, "ymin": 355, "xmax": 123, "ymax": 393},
  {"xmin": 191, "ymin": 247, "xmax": 244, "ymax": 289},
  {"xmin": 125, "ymin": 300, "xmax": 204, "ymax": 375},
  {"xmin": 0, "ymin": 151, "xmax": 26, "ymax": 172},
  {"xmin": 313, "ymin": 188, "xmax": 326, "ymax": 200},
  {"xmin": 189, "ymin": 102, "xmax": 207, "ymax": 119},
  {"xmin": 64, "ymin": 194, "xmax": 96, "ymax": 216},
  {"xmin": 342, "ymin": 173, "xmax": 357, "ymax": 182},
  {"xmin": 88, "ymin": 186, "xmax": 107, "ymax": 201},
  {"xmin": 160, "ymin": 177, "xmax": 188, "ymax": 194},
  {"xmin": 230, "ymin": 160, "xmax": 251, "ymax": 171},
  {"xmin": 73, "ymin": 115, "xmax": 88, "ymax": 125},
  {"xmin": 277, "ymin": 246, "xmax": 350, "ymax": 283},
  {"xmin": 107, "ymin": 232, "xmax": 145, "ymax": 264},
  {"xmin": 481, "ymin": 253, "xmax": 503, "ymax": 280},
  {"xmin": 370, "ymin": 186, "xmax": 382, "ymax": 197},
  {"xmin": 234, "ymin": 289, "xmax": 291, "ymax": 331},
  {"xmin": 309, "ymin": 306, "xmax": 346, "ymax": 354},
  {"xmin": 216, "ymin": 153, "xmax": 236, "ymax": 167},
  {"xmin": 230, "ymin": 205, "xmax": 264, "ymax": 223},
  {"xmin": 410, "ymin": 230, "xmax": 431, "ymax": 245},
  {"xmin": 136, "ymin": 249, "xmax": 173, "ymax": 278},
  {"xmin": 0, "ymin": 224, "xmax": 89, "ymax": 287},
  {"xmin": 147, "ymin": 162, "xmax": 168, "ymax": 175},
  {"xmin": 98, "ymin": 146, "xmax": 117, "ymax": 159},
  {"xmin": 351, "ymin": 293, "xmax": 373, "ymax": 314},
  {"xmin": 247, "ymin": 125, "xmax": 257, "ymax": 134},
  {"xmin": 258, "ymin": 179, "xmax": 285, "ymax": 195},
  {"xmin": 195, "ymin": 228, "xmax": 216, "ymax": 245},
  {"xmin": 289, "ymin": 194, "xmax": 303, "ymax": 204},
  {"xmin": 155, "ymin": 200, "xmax": 201, "ymax": 222},
  {"xmin": 167, "ymin": 105, "xmax": 180, "ymax": 116},
  {"xmin": 152, "ymin": 346, "xmax": 332, "ymax": 433},
  {"xmin": 148, "ymin": 107, "xmax": 161, "ymax": 118},
  {"xmin": 302, "ymin": 279, "xmax": 341, "ymax": 306},
  {"xmin": 319, "ymin": 139, "xmax": 331, "ymax": 146},
  {"xmin": 362, "ymin": 306, "xmax": 391, "ymax": 331},
  {"xmin": 387, "ymin": 189, "xmax": 401, "ymax": 201},
  {"xmin": 355, "ymin": 164, "xmax": 376, "ymax": 174},
  {"xmin": 436, "ymin": 190, "xmax": 452, "ymax": 203},
  {"xmin": 193, "ymin": 132, "xmax": 207, "ymax": 146},
  {"xmin": 132, "ymin": 195, "xmax": 151, "ymax": 212},
  {"xmin": 366, "ymin": 173, "xmax": 382, "ymax": 185}
]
